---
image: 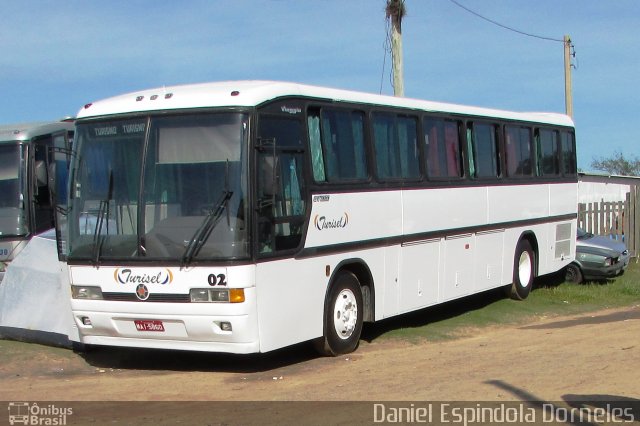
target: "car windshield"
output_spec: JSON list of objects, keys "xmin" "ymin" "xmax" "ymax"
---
[
  {"xmin": 0, "ymin": 143, "xmax": 27, "ymax": 238},
  {"xmin": 66, "ymin": 113, "xmax": 249, "ymax": 262},
  {"xmin": 576, "ymin": 228, "xmax": 593, "ymax": 240}
]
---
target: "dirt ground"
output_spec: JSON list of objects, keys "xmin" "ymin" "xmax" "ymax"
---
[{"xmin": 1, "ymin": 305, "xmax": 639, "ymax": 424}]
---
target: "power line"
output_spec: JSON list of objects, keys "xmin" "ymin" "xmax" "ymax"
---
[
  {"xmin": 447, "ymin": 0, "xmax": 564, "ymax": 43},
  {"xmin": 381, "ymin": 10, "xmax": 401, "ymax": 95},
  {"xmin": 380, "ymin": 17, "xmax": 392, "ymax": 94}
]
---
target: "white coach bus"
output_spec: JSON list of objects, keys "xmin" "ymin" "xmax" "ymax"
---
[
  {"xmin": 60, "ymin": 81, "xmax": 577, "ymax": 355},
  {"xmin": 0, "ymin": 120, "xmax": 74, "ymax": 282}
]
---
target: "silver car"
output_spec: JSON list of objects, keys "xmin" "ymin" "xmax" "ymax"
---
[{"xmin": 565, "ymin": 228, "xmax": 630, "ymax": 283}]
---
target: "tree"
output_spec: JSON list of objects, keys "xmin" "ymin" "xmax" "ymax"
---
[{"xmin": 590, "ymin": 151, "xmax": 640, "ymax": 176}]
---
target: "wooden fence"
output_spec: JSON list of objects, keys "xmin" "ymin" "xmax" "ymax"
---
[{"xmin": 578, "ymin": 185, "xmax": 640, "ymax": 257}]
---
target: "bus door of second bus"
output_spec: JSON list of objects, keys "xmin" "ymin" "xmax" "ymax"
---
[
  {"xmin": 30, "ymin": 137, "xmax": 55, "ymax": 234},
  {"xmin": 31, "ymin": 130, "xmax": 72, "ymax": 235}
]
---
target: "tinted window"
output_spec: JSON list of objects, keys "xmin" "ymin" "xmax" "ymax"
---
[
  {"xmin": 469, "ymin": 122, "xmax": 499, "ymax": 178},
  {"xmin": 259, "ymin": 116, "xmax": 302, "ymax": 148},
  {"xmin": 561, "ymin": 131, "xmax": 577, "ymax": 176},
  {"xmin": 372, "ymin": 113, "xmax": 420, "ymax": 180},
  {"xmin": 0, "ymin": 144, "xmax": 21, "ymax": 208},
  {"xmin": 505, "ymin": 126, "xmax": 533, "ymax": 177},
  {"xmin": 308, "ymin": 109, "xmax": 367, "ymax": 182},
  {"xmin": 423, "ymin": 118, "xmax": 463, "ymax": 178},
  {"xmin": 536, "ymin": 129, "xmax": 560, "ymax": 176}
]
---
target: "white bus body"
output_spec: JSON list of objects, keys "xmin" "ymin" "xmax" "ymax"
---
[
  {"xmin": 63, "ymin": 81, "xmax": 577, "ymax": 354},
  {"xmin": 0, "ymin": 121, "xmax": 74, "ymax": 282}
]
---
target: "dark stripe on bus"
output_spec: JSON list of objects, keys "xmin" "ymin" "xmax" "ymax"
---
[{"xmin": 296, "ymin": 213, "xmax": 577, "ymax": 260}]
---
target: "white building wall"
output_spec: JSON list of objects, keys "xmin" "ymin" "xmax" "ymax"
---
[{"xmin": 578, "ymin": 181, "xmax": 630, "ymax": 204}]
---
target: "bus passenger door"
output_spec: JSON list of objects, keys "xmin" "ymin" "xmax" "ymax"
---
[
  {"xmin": 254, "ymin": 113, "xmax": 316, "ymax": 351},
  {"xmin": 31, "ymin": 139, "xmax": 55, "ymax": 234},
  {"xmin": 254, "ymin": 115, "xmax": 306, "ymax": 255}
]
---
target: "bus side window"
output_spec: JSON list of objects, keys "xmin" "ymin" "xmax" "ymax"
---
[
  {"xmin": 560, "ymin": 131, "xmax": 577, "ymax": 176},
  {"xmin": 469, "ymin": 122, "xmax": 500, "ymax": 178},
  {"xmin": 307, "ymin": 111, "xmax": 326, "ymax": 181},
  {"xmin": 536, "ymin": 129, "xmax": 560, "ymax": 176},
  {"xmin": 257, "ymin": 116, "xmax": 306, "ymax": 254},
  {"xmin": 372, "ymin": 112, "xmax": 419, "ymax": 180},
  {"xmin": 308, "ymin": 108, "xmax": 367, "ymax": 182},
  {"xmin": 505, "ymin": 125, "xmax": 533, "ymax": 177},
  {"xmin": 424, "ymin": 118, "xmax": 463, "ymax": 179}
]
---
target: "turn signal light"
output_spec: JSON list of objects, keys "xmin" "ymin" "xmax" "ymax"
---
[{"xmin": 229, "ymin": 289, "xmax": 245, "ymax": 303}]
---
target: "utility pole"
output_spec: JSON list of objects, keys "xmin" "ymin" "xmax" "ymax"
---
[
  {"xmin": 386, "ymin": 0, "xmax": 406, "ymax": 97},
  {"xmin": 564, "ymin": 35, "xmax": 573, "ymax": 118}
]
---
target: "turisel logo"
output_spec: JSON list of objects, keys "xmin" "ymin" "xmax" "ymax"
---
[
  {"xmin": 314, "ymin": 212, "xmax": 349, "ymax": 231},
  {"xmin": 114, "ymin": 268, "xmax": 173, "ymax": 285}
]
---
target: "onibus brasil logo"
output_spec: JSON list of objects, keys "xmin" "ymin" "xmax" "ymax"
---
[
  {"xmin": 8, "ymin": 402, "xmax": 72, "ymax": 425},
  {"xmin": 114, "ymin": 268, "xmax": 173, "ymax": 285}
]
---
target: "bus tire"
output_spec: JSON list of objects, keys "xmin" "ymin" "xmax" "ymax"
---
[
  {"xmin": 508, "ymin": 239, "xmax": 535, "ymax": 300},
  {"xmin": 314, "ymin": 271, "xmax": 363, "ymax": 356}
]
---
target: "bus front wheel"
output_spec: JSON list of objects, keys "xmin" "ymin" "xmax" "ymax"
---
[
  {"xmin": 508, "ymin": 239, "xmax": 535, "ymax": 300},
  {"xmin": 314, "ymin": 271, "xmax": 363, "ymax": 356}
]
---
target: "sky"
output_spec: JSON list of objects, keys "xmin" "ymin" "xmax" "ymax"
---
[{"xmin": 1, "ymin": 0, "xmax": 638, "ymax": 171}]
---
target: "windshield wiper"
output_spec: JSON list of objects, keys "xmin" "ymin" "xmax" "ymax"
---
[
  {"xmin": 92, "ymin": 170, "xmax": 113, "ymax": 265},
  {"xmin": 181, "ymin": 160, "xmax": 234, "ymax": 268},
  {"xmin": 180, "ymin": 189, "xmax": 233, "ymax": 268}
]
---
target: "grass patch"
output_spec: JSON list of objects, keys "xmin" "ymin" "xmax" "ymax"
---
[
  {"xmin": 362, "ymin": 261, "xmax": 640, "ymax": 343},
  {"xmin": 0, "ymin": 337, "xmax": 73, "ymax": 360}
]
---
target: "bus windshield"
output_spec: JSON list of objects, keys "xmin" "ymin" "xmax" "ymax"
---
[
  {"xmin": 66, "ymin": 113, "xmax": 249, "ymax": 262},
  {"xmin": 0, "ymin": 143, "xmax": 27, "ymax": 237}
]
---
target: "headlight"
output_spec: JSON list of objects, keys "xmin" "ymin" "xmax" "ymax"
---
[
  {"xmin": 190, "ymin": 289, "xmax": 210, "ymax": 302},
  {"xmin": 189, "ymin": 288, "xmax": 245, "ymax": 303},
  {"xmin": 71, "ymin": 285, "xmax": 103, "ymax": 300},
  {"xmin": 603, "ymin": 258, "xmax": 612, "ymax": 266}
]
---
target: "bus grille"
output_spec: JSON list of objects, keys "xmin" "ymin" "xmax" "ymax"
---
[{"xmin": 102, "ymin": 292, "xmax": 191, "ymax": 303}]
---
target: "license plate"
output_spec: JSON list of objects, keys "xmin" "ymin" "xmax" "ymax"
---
[{"xmin": 134, "ymin": 320, "xmax": 165, "ymax": 332}]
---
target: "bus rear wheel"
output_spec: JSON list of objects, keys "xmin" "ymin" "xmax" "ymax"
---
[
  {"xmin": 314, "ymin": 271, "xmax": 363, "ymax": 356},
  {"xmin": 508, "ymin": 239, "xmax": 535, "ymax": 300}
]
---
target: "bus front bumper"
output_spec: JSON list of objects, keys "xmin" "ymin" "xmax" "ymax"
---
[{"xmin": 71, "ymin": 290, "xmax": 261, "ymax": 354}]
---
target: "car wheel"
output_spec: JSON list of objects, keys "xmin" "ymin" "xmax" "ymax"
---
[
  {"xmin": 565, "ymin": 263, "xmax": 583, "ymax": 284},
  {"xmin": 314, "ymin": 271, "xmax": 363, "ymax": 356},
  {"xmin": 507, "ymin": 239, "xmax": 535, "ymax": 300}
]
